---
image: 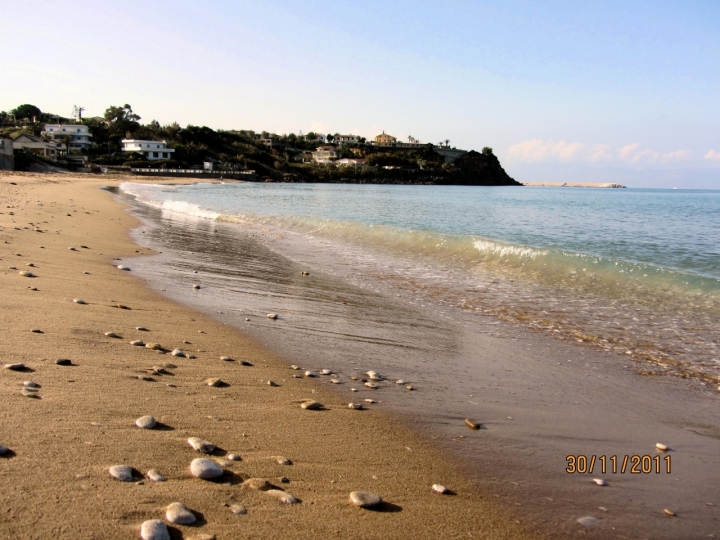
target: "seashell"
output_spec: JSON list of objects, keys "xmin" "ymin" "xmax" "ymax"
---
[
  {"xmin": 656, "ymin": 443, "xmax": 668, "ymax": 452},
  {"xmin": 348, "ymin": 403, "xmax": 363, "ymax": 410},
  {"xmin": 465, "ymin": 418, "xmax": 480, "ymax": 430},
  {"xmin": 187, "ymin": 437, "xmax": 215, "ymax": 453},
  {"xmin": 305, "ymin": 370, "xmax": 317, "ymax": 378},
  {"xmin": 267, "ymin": 313, "xmax": 278, "ymax": 319},
  {"xmin": 664, "ymin": 509, "xmax": 676, "ymax": 517},
  {"xmin": 301, "ymin": 400, "xmax": 322, "ymax": 410},
  {"xmin": 432, "ymin": 484, "xmax": 448, "ymax": 494},
  {"xmin": 73, "ymin": 298, "xmax": 86, "ymax": 304},
  {"xmin": 130, "ymin": 340, "xmax": 145, "ymax": 346},
  {"xmin": 592, "ymin": 478, "xmax": 607, "ymax": 486}
]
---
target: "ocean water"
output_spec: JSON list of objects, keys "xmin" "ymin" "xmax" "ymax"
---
[{"xmin": 120, "ymin": 182, "xmax": 720, "ymax": 380}]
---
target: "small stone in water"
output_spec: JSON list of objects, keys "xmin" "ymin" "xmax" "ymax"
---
[
  {"xmin": 349, "ymin": 491, "xmax": 383, "ymax": 508},
  {"xmin": 140, "ymin": 519, "xmax": 170, "ymax": 540},
  {"xmin": 190, "ymin": 457, "xmax": 223, "ymax": 479},
  {"xmin": 188, "ymin": 437, "xmax": 215, "ymax": 453},
  {"xmin": 55, "ymin": 358, "xmax": 72, "ymax": 366},
  {"xmin": 267, "ymin": 313, "xmax": 279, "ymax": 319},
  {"xmin": 104, "ymin": 332, "xmax": 120, "ymax": 338},
  {"xmin": 108, "ymin": 465, "xmax": 134, "ymax": 482},
  {"xmin": 301, "ymin": 400, "xmax": 322, "ymax": 410},
  {"xmin": 432, "ymin": 484, "xmax": 448, "ymax": 494},
  {"xmin": 348, "ymin": 403, "xmax": 363, "ymax": 410},
  {"xmin": 131, "ymin": 340, "xmax": 144, "ymax": 346},
  {"xmin": 135, "ymin": 415, "xmax": 157, "ymax": 429},
  {"xmin": 593, "ymin": 478, "xmax": 607, "ymax": 486},
  {"xmin": 265, "ymin": 489, "xmax": 298, "ymax": 504},
  {"xmin": 171, "ymin": 349, "xmax": 185, "ymax": 357},
  {"xmin": 230, "ymin": 504, "xmax": 247, "ymax": 515},
  {"xmin": 166, "ymin": 502, "xmax": 196, "ymax": 525},
  {"xmin": 73, "ymin": 298, "xmax": 86, "ymax": 304},
  {"xmin": 146, "ymin": 469, "xmax": 166, "ymax": 482}
]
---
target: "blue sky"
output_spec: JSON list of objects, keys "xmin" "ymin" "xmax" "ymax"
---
[{"xmin": 2, "ymin": 0, "xmax": 719, "ymax": 187}]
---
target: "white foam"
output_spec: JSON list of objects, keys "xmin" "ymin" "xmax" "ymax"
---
[{"xmin": 473, "ymin": 239, "xmax": 548, "ymax": 259}]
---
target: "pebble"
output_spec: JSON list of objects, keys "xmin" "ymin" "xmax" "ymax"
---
[
  {"xmin": 350, "ymin": 388, "xmax": 358, "ymax": 392},
  {"xmin": 227, "ymin": 453, "xmax": 241, "ymax": 461},
  {"xmin": 146, "ymin": 469, "xmax": 166, "ymax": 482},
  {"xmin": 267, "ymin": 313, "xmax": 279, "ymax": 319},
  {"xmin": 8, "ymin": 266, "xmax": 17, "ymax": 270},
  {"xmin": 73, "ymin": 298, "xmax": 86, "ymax": 304},
  {"xmin": 5, "ymin": 363, "xmax": 25, "ymax": 371},
  {"xmin": 244, "ymin": 478, "xmax": 271, "ymax": 490},
  {"xmin": 321, "ymin": 369, "xmax": 333, "ymax": 375},
  {"xmin": 188, "ymin": 354, "xmax": 196, "ymax": 359},
  {"xmin": 290, "ymin": 365, "xmax": 301, "ymax": 370},
  {"xmin": 301, "ymin": 271, "xmax": 309, "ymax": 276},
  {"xmin": 136, "ymin": 327, "xmax": 148, "ymax": 331},
  {"xmin": 330, "ymin": 378, "xmax": 341, "ymax": 384},
  {"xmin": 576, "ymin": 516, "xmax": 599, "ymax": 526},
  {"xmin": 69, "ymin": 247, "xmax": 77, "ymax": 251},
  {"xmin": 279, "ymin": 476, "xmax": 290, "ymax": 483},
  {"xmin": 83, "ymin": 271, "xmax": 90, "ymax": 275},
  {"xmin": 166, "ymin": 502, "xmax": 196, "ymax": 525},
  {"xmin": 350, "ymin": 376, "xmax": 358, "ymax": 380},
  {"xmin": 171, "ymin": 349, "xmax": 185, "ymax": 357},
  {"xmin": 193, "ymin": 284, "xmax": 201, "ymax": 289},
  {"xmin": 364, "ymin": 399, "xmax": 376, "ymax": 404},
  {"xmin": 367, "ymin": 371, "xmax": 382, "ymax": 381},
  {"xmin": 55, "ymin": 358, "xmax": 72, "ymax": 366},
  {"xmin": 220, "ymin": 356, "xmax": 232, "ymax": 361},
  {"xmin": 267, "ymin": 380, "xmax": 278, "ymax": 387},
  {"xmin": 23, "ymin": 381, "xmax": 38, "ymax": 387},
  {"xmin": 656, "ymin": 443, "xmax": 668, "ymax": 452},
  {"xmin": 188, "ymin": 437, "xmax": 215, "ymax": 453},
  {"xmin": 19, "ymin": 271, "xmax": 34, "ymax": 277},
  {"xmin": 140, "ymin": 520, "xmax": 170, "ymax": 540},
  {"xmin": 349, "ymin": 491, "xmax": 383, "ymax": 508},
  {"xmin": 135, "ymin": 415, "xmax": 157, "ymax": 429},
  {"xmin": 465, "ymin": 418, "xmax": 480, "ymax": 430},
  {"xmin": 108, "ymin": 465, "xmax": 134, "ymax": 482},
  {"xmin": 592, "ymin": 478, "xmax": 607, "ymax": 486},
  {"xmin": 304, "ymin": 370, "xmax": 317, "ymax": 378},
  {"xmin": 274, "ymin": 456, "xmax": 292, "ymax": 465},
  {"xmin": 432, "ymin": 484, "xmax": 448, "ymax": 494},
  {"xmin": 190, "ymin": 457, "xmax": 223, "ymax": 479},
  {"xmin": 230, "ymin": 504, "xmax": 247, "ymax": 515},
  {"xmin": 301, "ymin": 400, "xmax": 322, "ymax": 410},
  {"xmin": 104, "ymin": 332, "xmax": 120, "ymax": 338},
  {"xmin": 145, "ymin": 343, "xmax": 162, "ymax": 350},
  {"xmin": 348, "ymin": 403, "xmax": 363, "ymax": 410},
  {"xmin": 395, "ymin": 379, "xmax": 406, "ymax": 385},
  {"xmin": 405, "ymin": 385, "xmax": 415, "ymax": 391},
  {"xmin": 130, "ymin": 340, "xmax": 145, "ymax": 347},
  {"xmin": 0, "ymin": 445, "xmax": 8, "ymax": 455},
  {"xmin": 21, "ymin": 388, "xmax": 39, "ymax": 398},
  {"xmin": 265, "ymin": 489, "xmax": 298, "ymax": 504},
  {"xmin": 293, "ymin": 374, "xmax": 301, "ymax": 378},
  {"xmin": 117, "ymin": 265, "xmax": 130, "ymax": 270},
  {"xmin": 364, "ymin": 382, "xmax": 378, "ymax": 389},
  {"xmin": 204, "ymin": 378, "xmax": 223, "ymax": 387},
  {"xmin": 664, "ymin": 508, "xmax": 676, "ymax": 517}
]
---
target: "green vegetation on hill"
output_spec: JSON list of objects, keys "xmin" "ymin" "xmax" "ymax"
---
[{"xmin": 1, "ymin": 103, "xmax": 520, "ymax": 185}]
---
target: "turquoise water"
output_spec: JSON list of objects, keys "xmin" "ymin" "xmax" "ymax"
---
[{"xmin": 121, "ymin": 182, "xmax": 720, "ymax": 377}]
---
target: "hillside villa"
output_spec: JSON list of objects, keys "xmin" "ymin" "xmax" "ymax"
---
[
  {"xmin": 41, "ymin": 124, "xmax": 93, "ymax": 153},
  {"xmin": 11, "ymin": 133, "xmax": 58, "ymax": 160},
  {"xmin": 121, "ymin": 139, "xmax": 175, "ymax": 160}
]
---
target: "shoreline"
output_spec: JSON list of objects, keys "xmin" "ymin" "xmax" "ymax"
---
[{"xmin": 0, "ymin": 171, "xmax": 537, "ymax": 538}]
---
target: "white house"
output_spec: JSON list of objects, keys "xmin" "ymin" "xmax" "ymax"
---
[
  {"xmin": 121, "ymin": 139, "xmax": 175, "ymax": 160},
  {"xmin": 335, "ymin": 134, "xmax": 359, "ymax": 145},
  {"xmin": 11, "ymin": 133, "xmax": 58, "ymax": 161},
  {"xmin": 311, "ymin": 145, "xmax": 338, "ymax": 164},
  {"xmin": 41, "ymin": 124, "xmax": 93, "ymax": 152},
  {"xmin": 336, "ymin": 158, "xmax": 366, "ymax": 169}
]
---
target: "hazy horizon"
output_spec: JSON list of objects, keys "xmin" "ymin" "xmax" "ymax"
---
[{"xmin": 2, "ymin": 0, "xmax": 719, "ymax": 188}]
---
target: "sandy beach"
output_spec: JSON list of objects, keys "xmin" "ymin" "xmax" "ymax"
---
[
  {"xmin": 2, "ymin": 172, "xmax": 719, "ymax": 540},
  {"xmin": 0, "ymin": 172, "xmax": 539, "ymax": 539}
]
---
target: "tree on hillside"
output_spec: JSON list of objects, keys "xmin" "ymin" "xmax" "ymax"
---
[
  {"xmin": 326, "ymin": 134, "xmax": 335, "ymax": 143},
  {"xmin": 104, "ymin": 104, "xmax": 141, "ymax": 139},
  {"xmin": 482, "ymin": 146, "xmax": 494, "ymax": 156},
  {"xmin": 11, "ymin": 104, "xmax": 42, "ymax": 122}
]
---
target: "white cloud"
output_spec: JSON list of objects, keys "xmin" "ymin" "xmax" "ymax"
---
[
  {"xmin": 507, "ymin": 139, "xmax": 690, "ymax": 166},
  {"xmin": 704, "ymin": 149, "xmax": 720, "ymax": 161}
]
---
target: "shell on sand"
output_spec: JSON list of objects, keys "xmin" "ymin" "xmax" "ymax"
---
[
  {"xmin": 187, "ymin": 437, "xmax": 215, "ymax": 453},
  {"xmin": 664, "ymin": 509, "xmax": 676, "ymax": 517}
]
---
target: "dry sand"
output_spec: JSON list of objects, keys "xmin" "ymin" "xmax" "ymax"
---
[{"xmin": 0, "ymin": 172, "xmax": 539, "ymax": 539}]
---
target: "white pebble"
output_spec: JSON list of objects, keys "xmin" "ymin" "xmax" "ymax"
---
[
  {"xmin": 349, "ymin": 491, "xmax": 383, "ymax": 508},
  {"xmin": 274, "ymin": 456, "xmax": 292, "ymax": 465},
  {"xmin": 165, "ymin": 502, "xmax": 196, "ymax": 525},
  {"xmin": 364, "ymin": 399, "xmax": 376, "ymax": 404},
  {"xmin": 140, "ymin": 520, "xmax": 170, "ymax": 540},
  {"xmin": 117, "ymin": 265, "xmax": 130, "ymax": 271},
  {"xmin": 188, "ymin": 437, "xmax": 215, "ymax": 453},
  {"xmin": 23, "ymin": 381, "xmax": 37, "ymax": 388},
  {"xmin": 193, "ymin": 284, "xmax": 201, "ymax": 289},
  {"xmin": 364, "ymin": 382, "xmax": 379, "ymax": 389},
  {"xmin": 190, "ymin": 457, "xmax": 223, "ymax": 479},
  {"xmin": 592, "ymin": 478, "xmax": 607, "ymax": 486},
  {"xmin": 227, "ymin": 453, "xmax": 241, "ymax": 461},
  {"xmin": 348, "ymin": 403, "xmax": 363, "ymax": 410},
  {"xmin": 146, "ymin": 469, "xmax": 166, "ymax": 482},
  {"xmin": 304, "ymin": 370, "xmax": 317, "ymax": 378},
  {"xmin": 104, "ymin": 332, "xmax": 120, "ymax": 338},
  {"xmin": 130, "ymin": 340, "xmax": 144, "ymax": 346},
  {"xmin": 301, "ymin": 400, "xmax": 322, "ymax": 410},
  {"xmin": 135, "ymin": 415, "xmax": 157, "ymax": 429},
  {"xmin": 576, "ymin": 516, "xmax": 600, "ymax": 526},
  {"xmin": 656, "ymin": 443, "xmax": 668, "ymax": 452},
  {"xmin": 108, "ymin": 465, "xmax": 133, "ymax": 482},
  {"xmin": 432, "ymin": 484, "xmax": 448, "ymax": 494},
  {"xmin": 265, "ymin": 489, "xmax": 298, "ymax": 504},
  {"xmin": 73, "ymin": 298, "xmax": 86, "ymax": 304},
  {"xmin": 267, "ymin": 313, "xmax": 278, "ymax": 319},
  {"xmin": 171, "ymin": 349, "xmax": 185, "ymax": 357},
  {"xmin": 395, "ymin": 379, "xmax": 406, "ymax": 385},
  {"xmin": 321, "ymin": 369, "xmax": 333, "ymax": 375},
  {"xmin": 350, "ymin": 388, "xmax": 358, "ymax": 392},
  {"xmin": 230, "ymin": 504, "xmax": 247, "ymax": 515}
]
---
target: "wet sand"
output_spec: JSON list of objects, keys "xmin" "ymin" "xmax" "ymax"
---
[{"xmin": 0, "ymin": 172, "xmax": 537, "ymax": 539}]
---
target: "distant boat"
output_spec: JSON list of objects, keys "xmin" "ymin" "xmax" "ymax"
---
[{"xmin": 673, "ymin": 187, "xmax": 679, "ymax": 190}]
